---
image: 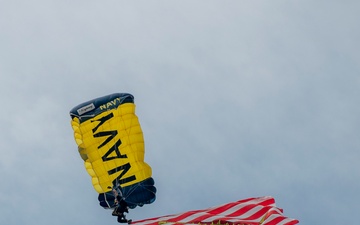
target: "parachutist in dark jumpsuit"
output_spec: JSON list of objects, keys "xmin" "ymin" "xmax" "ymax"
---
[{"xmin": 112, "ymin": 196, "xmax": 131, "ymax": 223}]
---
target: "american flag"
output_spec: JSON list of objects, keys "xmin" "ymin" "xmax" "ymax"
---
[{"xmin": 131, "ymin": 196, "xmax": 299, "ymax": 225}]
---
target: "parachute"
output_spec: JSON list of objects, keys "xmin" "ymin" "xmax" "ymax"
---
[{"xmin": 69, "ymin": 93, "xmax": 156, "ymax": 212}]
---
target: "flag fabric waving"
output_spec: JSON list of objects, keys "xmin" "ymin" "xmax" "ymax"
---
[{"xmin": 131, "ymin": 196, "xmax": 298, "ymax": 225}]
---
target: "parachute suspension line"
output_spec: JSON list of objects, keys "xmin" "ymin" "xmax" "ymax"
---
[
  {"xmin": 143, "ymin": 184, "xmax": 156, "ymax": 195},
  {"xmin": 121, "ymin": 183, "xmax": 140, "ymax": 199},
  {"xmin": 103, "ymin": 191, "xmax": 112, "ymax": 208}
]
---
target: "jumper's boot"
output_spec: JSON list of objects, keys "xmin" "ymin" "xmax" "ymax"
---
[{"xmin": 117, "ymin": 214, "xmax": 129, "ymax": 223}]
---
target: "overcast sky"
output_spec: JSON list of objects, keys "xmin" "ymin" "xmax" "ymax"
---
[{"xmin": 1, "ymin": 1, "xmax": 359, "ymax": 225}]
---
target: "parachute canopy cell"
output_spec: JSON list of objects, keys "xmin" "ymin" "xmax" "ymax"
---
[{"xmin": 69, "ymin": 93, "xmax": 156, "ymax": 209}]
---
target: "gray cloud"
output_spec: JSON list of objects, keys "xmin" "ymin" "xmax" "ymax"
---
[{"xmin": 1, "ymin": 1, "xmax": 359, "ymax": 225}]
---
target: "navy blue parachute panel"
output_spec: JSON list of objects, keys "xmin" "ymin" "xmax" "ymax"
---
[
  {"xmin": 122, "ymin": 177, "xmax": 156, "ymax": 209},
  {"xmin": 98, "ymin": 192, "xmax": 117, "ymax": 208},
  {"xmin": 98, "ymin": 177, "xmax": 156, "ymax": 209},
  {"xmin": 69, "ymin": 93, "xmax": 134, "ymax": 123}
]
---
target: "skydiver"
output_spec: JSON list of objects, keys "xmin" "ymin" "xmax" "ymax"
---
[
  {"xmin": 112, "ymin": 199, "xmax": 128, "ymax": 222},
  {"xmin": 112, "ymin": 192, "xmax": 131, "ymax": 223}
]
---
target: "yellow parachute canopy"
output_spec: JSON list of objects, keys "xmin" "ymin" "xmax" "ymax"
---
[{"xmin": 69, "ymin": 94, "xmax": 155, "ymax": 206}]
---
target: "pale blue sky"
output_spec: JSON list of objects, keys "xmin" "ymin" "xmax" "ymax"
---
[{"xmin": 1, "ymin": 1, "xmax": 359, "ymax": 224}]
